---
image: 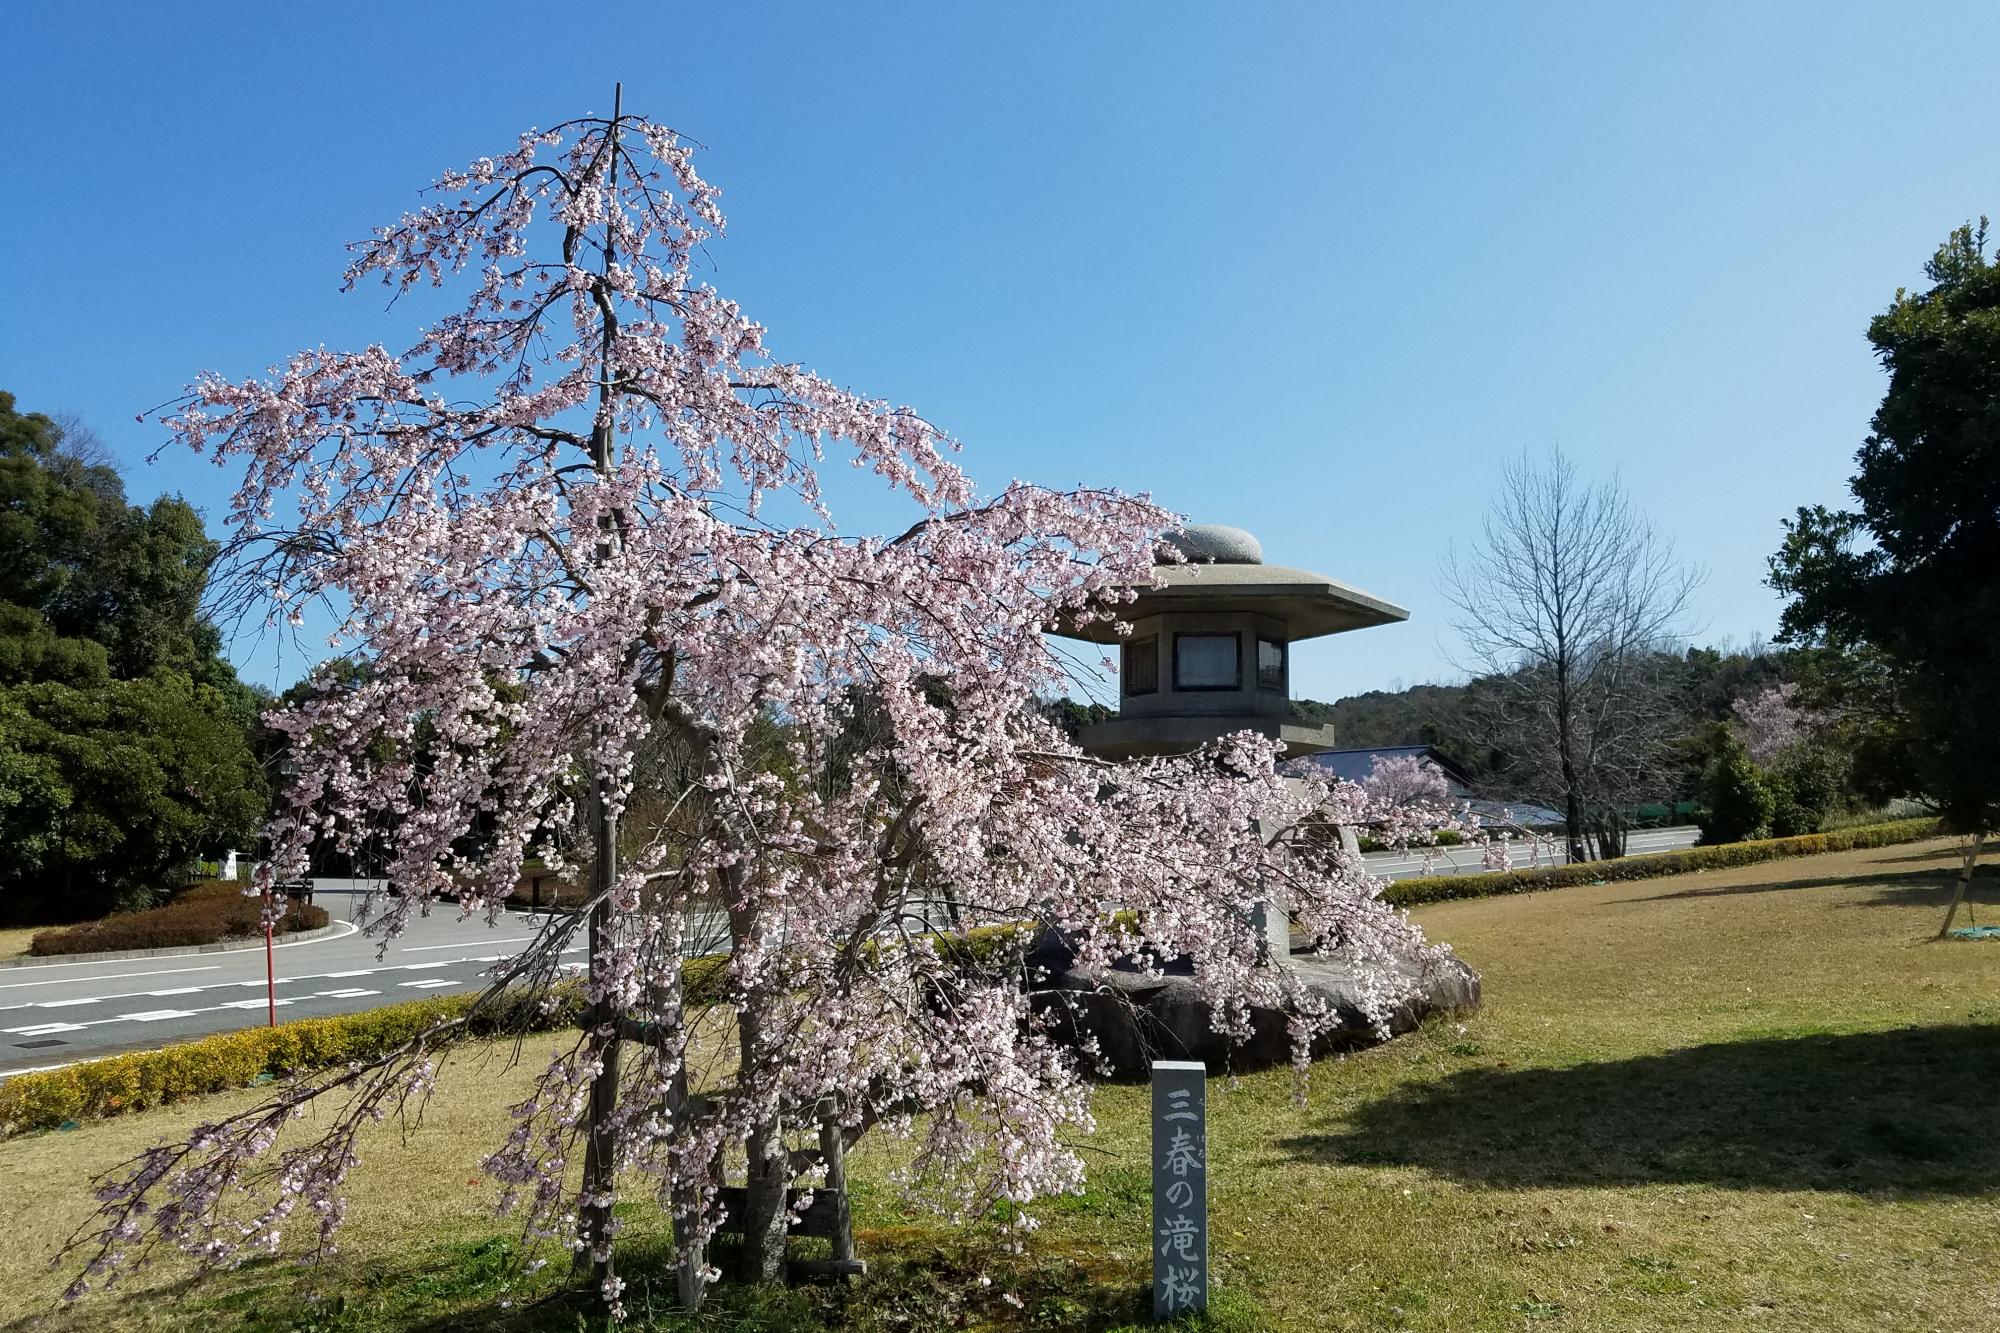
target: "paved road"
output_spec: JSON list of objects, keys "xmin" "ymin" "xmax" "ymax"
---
[
  {"xmin": 4, "ymin": 832, "xmax": 1702, "ymax": 1078},
  {"xmin": 0, "ymin": 891, "xmax": 600, "ymax": 1079},
  {"xmin": 1363, "ymin": 825, "xmax": 1702, "ymax": 881}
]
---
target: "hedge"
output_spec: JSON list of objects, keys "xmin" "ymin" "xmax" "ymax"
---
[
  {"xmin": 1357, "ymin": 829, "xmax": 1467, "ymax": 854},
  {"xmin": 0, "ymin": 950, "xmax": 754, "ymax": 1138},
  {"xmin": 29, "ymin": 880, "xmax": 331, "ymax": 956},
  {"xmin": 1381, "ymin": 817, "xmax": 1944, "ymax": 909},
  {"xmin": 0, "ymin": 983, "xmax": 598, "ymax": 1137}
]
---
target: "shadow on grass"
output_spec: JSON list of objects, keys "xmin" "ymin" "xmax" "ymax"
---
[
  {"xmin": 1868, "ymin": 845, "xmax": 2000, "ymax": 866},
  {"xmin": 1622, "ymin": 864, "xmax": 2000, "ymax": 906},
  {"xmin": 1283, "ymin": 1023, "xmax": 2000, "ymax": 1196},
  {"xmin": 102, "ymin": 1228, "xmax": 1259, "ymax": 1333}
]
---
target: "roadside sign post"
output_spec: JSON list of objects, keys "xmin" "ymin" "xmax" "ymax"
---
[{"xmin": 264, "ymin": 909, "xmax": 276, "ymax": 1027}]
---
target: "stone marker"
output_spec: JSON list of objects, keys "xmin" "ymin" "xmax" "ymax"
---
[{"xmin": 1151, "ymin": 1059, "xmax": 1208, "ymax": 1319}]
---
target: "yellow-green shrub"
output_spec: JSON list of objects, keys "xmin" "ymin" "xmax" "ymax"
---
[{"xmin": 1382, "ymin": 817, "xmax": 1943, "ymax": 909}]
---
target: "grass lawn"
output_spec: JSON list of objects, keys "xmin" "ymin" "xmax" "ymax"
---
[
  {"xmin": 0, "ymin": 928, "xmax": 41, "ymax": 960},
  {"xmin": 2, "ymin": 836, "xmax": 1997, "ymax": 1331}
]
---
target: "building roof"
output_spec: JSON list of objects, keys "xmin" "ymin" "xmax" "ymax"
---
[
  {"xmin": 1292, "ymin": 744, "xmax": 1458, "ymax": 785},
  {"xmin": 1288, "ymin": 745, "xmax": 1568, "ymax": 828}
]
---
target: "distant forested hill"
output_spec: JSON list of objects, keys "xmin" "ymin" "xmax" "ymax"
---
[
  {"xmin": 1295, "ymin": 646, "xmax": 1787, "ymax": 786},
  {"xmin": 1292, "ymin": 683, "xmax": 1498, "ymax": 777}
]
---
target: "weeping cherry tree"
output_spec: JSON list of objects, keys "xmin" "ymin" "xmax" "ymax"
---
[{"xmin": 66, "ymin": 95, "xmax": 1456, "ymax": 1314}]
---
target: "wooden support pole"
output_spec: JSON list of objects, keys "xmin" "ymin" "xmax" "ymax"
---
[
  {"xmin": 818, "ymin": 1095, "xmax": 860, "ymax": 1274},
  {"xmin": 1937, "ymin": 830, "xmax": 1988, "ymax": 939}
]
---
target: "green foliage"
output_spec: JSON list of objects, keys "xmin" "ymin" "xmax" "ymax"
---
[
  {"xmin": 1381, "ymin": 817, "xmax": 1941, "ymax": 908},
  {"xmin": 0, "ymin": 392, "xmax": 265, "ymax": 920},
  {"xmin": 1771, "ymin": 221, "xmax": 2000, "ymax": 834},
  {"xmin": 27, "ymin": 879, "xmax": 328, "ymax": 956},
  {"xmin": 1293, "ymin": 682, "xmax": 1503, "ymax": 780},
  {"xmin": 0, "ymin": 393, "xmax": 226, "ymax": 686},
  {"xmin": 1766, "ymin": 743, "xmax": 1852, "ymax": 838},
  {"xmin": 1037, "ymin": 695, "xmax": 1115, "ymax": 742},
  {"xmin": 0, "ymin": 673, "xmax": 266, "ymax": 917},
  {"xmin": 1699, "ymin": 726, "xmax": 1775, "ymax": 844}
]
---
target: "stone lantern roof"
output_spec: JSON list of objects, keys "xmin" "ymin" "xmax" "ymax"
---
[
  {"xmin": 1056, "ymin": 525, "xmax": 1407, "ymax": 645},
  {"xmin": 1049, "ymin": 524, "xmax": 1408, "ymax": 760}
]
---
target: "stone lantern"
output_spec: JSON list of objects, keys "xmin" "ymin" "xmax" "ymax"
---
[
  {"xmin": 1028, "ymin": 523, "xmax": 1480, "ymax": 1077},
  {"xmin": 1051, "ymin": 524, "xmax": 1407, "ymax": 761}
]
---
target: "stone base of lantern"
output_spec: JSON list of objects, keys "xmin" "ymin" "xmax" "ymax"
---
[{"xmin": 1027, "ymin": 934, "xmax": 1480, "ymax": 1081}]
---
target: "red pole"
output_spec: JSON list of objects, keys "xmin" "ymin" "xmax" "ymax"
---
[{"xmin": 265, "ymin": 917, "xmax": 277, "ymax": 1027}]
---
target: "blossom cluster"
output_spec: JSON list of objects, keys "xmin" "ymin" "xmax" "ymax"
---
[{"xmin": 1732, "ymin": 682, "xmax": 1816, "ymax": 764}]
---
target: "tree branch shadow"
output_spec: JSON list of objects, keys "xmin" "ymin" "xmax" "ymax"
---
[
  {"xmin": 1620, "ymin": 864, "xmax": 2000, "ymax": 907},
  {"xmin": 1870, "ymin": 847, "xmax": 1992, "ymax": 866},
  {"xmin": 1280, "ymin": 1024, "xmax": 2000, "ymax": 1196}
]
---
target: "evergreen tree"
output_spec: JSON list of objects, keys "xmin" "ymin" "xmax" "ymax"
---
[
  {"xmin": 0, "ymin": 393, "xmax": 264, "ymax": 918},
  {"xmin": 1699, "ymin": 725, "xmax": 1774, "ymax": 844},
  {"xmin": 1771, "ymin": 222, "xmax": 2000, "ymax": 836}
]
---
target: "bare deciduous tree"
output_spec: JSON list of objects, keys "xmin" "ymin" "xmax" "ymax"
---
[{"xmin": 1443, "ymin": 447, "xmax": 1702, "ymax": 861}]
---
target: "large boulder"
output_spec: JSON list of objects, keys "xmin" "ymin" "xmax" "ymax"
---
[{"xmin": 1027, "ymin": 933, "xmax": 1479, "ymax": 1080}]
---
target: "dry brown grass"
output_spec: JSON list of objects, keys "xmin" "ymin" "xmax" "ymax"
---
[
  {"xmin": 0, "ymin": 928, "xmax": 40, "ymax": 961},
  {"xmin": 1, "ymin": 836, "xmax": 1997, "ymax": 1331}
]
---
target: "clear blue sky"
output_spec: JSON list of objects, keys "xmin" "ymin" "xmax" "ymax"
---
[{"xmin": 4, "ymin": 2, "xmax": 1996, "ymax": 700}]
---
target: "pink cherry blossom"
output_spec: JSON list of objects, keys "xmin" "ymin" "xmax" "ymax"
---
[
  {"xmin": 66, "ymin": 99, "xmax": 1457, "ymax": 1311},
  {"xmin": 1732, "ymin": 682, "xmax": 1814, "ymax": 764}
]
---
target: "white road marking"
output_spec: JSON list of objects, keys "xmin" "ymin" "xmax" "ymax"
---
[
  {"xmin": 5, "ymin": 1022, "xmax": 87, "ymax": 1036},
  {"xmin": 119, "ymin": 1010, "xmax": 199, "ymax": 1022},
  {"xmin": 217, "ymin": 998, "xmax": 291, "ymax": 1010},
  {"xmin": 0, "ymin": 919, "xmax": 361, "ymax": 984},
  {"xmin": 2, "ymin": 954, "xmax": 509, "ymax": 1016},
  {"xmin": 0, "ymin": 964, "xmax": 222, "ymax": 991},
  {"xmin": 402, "ymin": 937, "xmax": 531, "ymax": 952},
  {"xmin": 316, "ymin": 988, "xmax": 380, "ymax": 999},
  {"xmin": 399, "ymin": 979, "xmax": 455, "ymax": 989}
]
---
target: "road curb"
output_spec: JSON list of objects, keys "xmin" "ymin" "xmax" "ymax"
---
[{"xmin": 0, "ymin": 920, "xmax": 356, "ymax": 970}]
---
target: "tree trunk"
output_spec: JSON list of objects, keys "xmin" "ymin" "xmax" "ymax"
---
[
  {"xmin": 726, "ymin": 865, "xmax": 790, "ymax": 1283},
  {"xmin": 740, "ymin": 1075, "xmax": 789, "ymax": 1280},
  {"xmin": 664, "ymin": 965, "xmax": 707, "ymax": 1310},
  {"xmin": 1554, "ymin": 660, "xmax": 1590, "ymax": 865},
  {"xmin": 1937, "ymin": 830, "xmax": 1988, "ymax": 939},
  {"xmin": 576, "ymin": 781, "xmax": 622, "ymax": 1284},
  {"xmin": 577, "ymin": 83, "xmax": 628, "ymax": 1293},
  {"xmin": 1597, "ymin": 816, "xmax": 1626, "ymax": 859},
  {"xmin": 1559, "ymin": 772, "xmax": 1588, "ymax": 864}
]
